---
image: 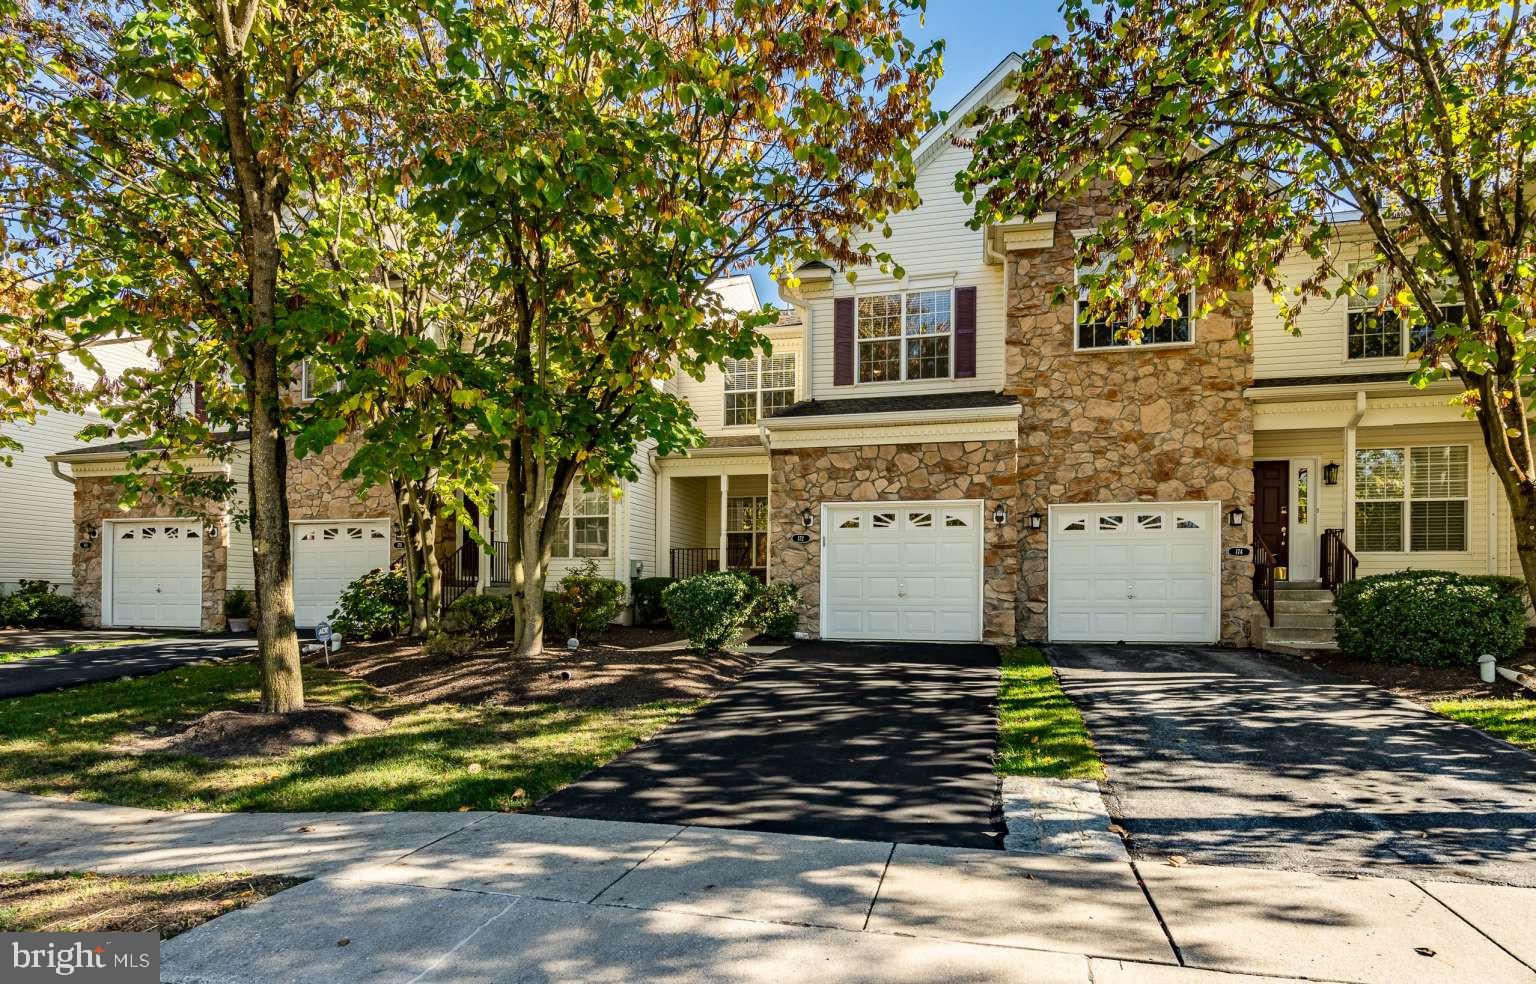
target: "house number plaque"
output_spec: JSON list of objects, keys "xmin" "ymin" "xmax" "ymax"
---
[{"xmin": 789, "ymin": 532, "xmax": 813, "ymax": 544}]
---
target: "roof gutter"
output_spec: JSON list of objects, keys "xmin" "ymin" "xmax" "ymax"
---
[{"xmin": 49, "ymin": 459, "xmax": 75, "ymax": 486}]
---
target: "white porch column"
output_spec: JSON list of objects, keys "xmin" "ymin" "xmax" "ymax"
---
[
  {"xmin": 657, "ymin": 471, "xmax": 672, "ymax": 577},
  {"xmin": 1343, "ymin": 390, "xmax": 1366, "ymax": 552},
  {"xmin": 718, "ymin": 473, "xmax": 731, "ymax": 571},
  {"xmin": 476, "ymin": 505, "xmax": 490, "ymax": 595}
]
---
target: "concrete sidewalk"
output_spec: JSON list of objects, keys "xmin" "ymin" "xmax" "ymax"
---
[{"xmin": 2, "ymin": 792, "xmax": 1534, "ymax": 983}]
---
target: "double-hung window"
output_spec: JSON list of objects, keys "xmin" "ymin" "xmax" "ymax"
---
[
  {"xmin": 300, "ymin": 359, "xmax": 341, "ymax": 401},
  {"xmin": 1074, "ymin": 261, "xmax": 1192, "ymax": 349},
  {"xmin": 726, "ymin": 495, "xmax": 768, "ymax": 572},
  {"xmin": 1346, "ymin": 264, "xmax": 1461, "ymax": 359},
  {"xmin": 724, "ymin": 354, "xmax": 796, "ymax": 426},
  {"xmin": 552, "ymin": 485, "xmax": 611, "ymax": 559},
  {"xmin": 1354, "ymin": 446, "xmax": 1468, "ymax": 552},
  {"xmin": 856, "ymin": 288, "xmax": 953, "ymax": 382}
]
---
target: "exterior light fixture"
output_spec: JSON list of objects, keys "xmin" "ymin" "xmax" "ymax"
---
[
  {"xmin": 993, "ymin": 504, "xmax": 1008, "ymax": 526},
  {"xmin": 1322, "ymin": 462, "xmax": 1340, "ymax": 486},
  {"xmin": 801, "ymin": 509, "xmax": 814, "ymax": 529},
  {"xmin": 1227, "ymin": 507, "xmax": 1245, "ymax": 528},
  {"xmin": 1027, "ymin": 512, "xmax": 1043, "ymax": 531}
]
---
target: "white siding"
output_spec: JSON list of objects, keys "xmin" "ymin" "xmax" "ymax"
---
[
  {"xmin": 807, "ymin": 134, "xmax": 1007, "ymax": 400},
  {"xmin": 0, "ymin": 410, "xmax": 94, "ymax": 589},
  {"xmin": 625, "ymin": 441, "xmax": 659, "ymax": 580},
  {"xmin": 674, "ymin": 329, "xmax": 804, "ymax": 437},
  {"xmin": 1252, "ymin": 240, "xmax": 1424, "ymax": 380}
]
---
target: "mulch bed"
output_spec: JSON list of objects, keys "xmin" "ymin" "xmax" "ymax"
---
[
  {"xmin": 1292, "ymin": 649, "xmax": 1534, "ymax": 706},
  {"xmin": 119, "ymin": 706, "xmax": 390, "ymax": 759},
  {"xmin": 312, "ymin": 626, "xmax": 757, "ymax": 708}
]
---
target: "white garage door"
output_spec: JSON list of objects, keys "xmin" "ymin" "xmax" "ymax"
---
[
  {"xmin": 108, "ymin": 521, "xmax": 203, "ymax": 628},
  {"xmin": 1049, "ymin": 502, "xmax": 1220, "ymax": 643},
  {"xmin": 822, "ymin": 502, "xmax": 983, "ymax": 642},
  {"xmin": 292, "ymin": 521, "xmax": 391, "ymax": 627}
]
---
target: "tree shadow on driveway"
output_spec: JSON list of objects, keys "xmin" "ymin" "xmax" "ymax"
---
[{"xmin": 1047, "ymin": 643, "xmax": 1536, "ymax": 884}]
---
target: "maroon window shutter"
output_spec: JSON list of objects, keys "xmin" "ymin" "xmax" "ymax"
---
[
  {"xmin": 954, "ymin": 286, "xmax": 978, "ymax": 379},
  {"xmin": 833, "ymin": 297, "xmax": 855, "ymax": 386}
]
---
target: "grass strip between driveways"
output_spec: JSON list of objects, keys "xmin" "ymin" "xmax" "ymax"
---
[
  {"xmin": 1432, "ymin": 698, "xmax": 1536, "ymax": 751},
  {"xmin": 0, "ymin": 662, "xmax": 700, "ymax": 813},
  {"xmin": 996, "ymin": 646, "xmax": 1105, "ymax": 780},
  {"xmin": 0, "ymin": 636, "xmax": 171, "ymax": 664},
  {"xmin": 0, "ymin": 871, "xmax": 301, "ymax": 939}
]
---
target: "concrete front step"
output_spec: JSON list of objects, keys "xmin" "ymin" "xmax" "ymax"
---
[
  {"xmin": 1264, "ymin": 638, "xmax": 1342, "ymax": 656},
  {"xmin": 1272, "ymin": 611, "xmax": 1336, "ymax": 630},
  {"xmin": 1271, "ymin": 587, "xmax": 1334, "ymax": 603},
  {"xmin": 1273, "ymin": 598, "xmax": 1335, "ymax": 616},
  {"xmin": 1262, "ymin": 624, "xmax": 1336, "ymax": 643}
]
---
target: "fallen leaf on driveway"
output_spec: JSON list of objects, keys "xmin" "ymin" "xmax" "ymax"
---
[
  {"xmin": 1107, "ymin": 824, "xmax": 1127, "ymax": 836},
  {"xmin": 1167, "ymin": 855, "xmax": 1187, "ymax": 867},
  {"xmin": 337, "ymin": 939, "xmax": 350, "ymax": 948},
  {"xmin": 1414, "ymin": 947, "xmax": 1436, "ymax": 957},
  {"xmin": 296, "ymin": 825, "xmax": 316, "ymax": 833}
]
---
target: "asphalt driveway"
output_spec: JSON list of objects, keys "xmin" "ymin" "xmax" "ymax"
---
[
  {"xmin": 0, "ymin": 629, "xmax": 255, "ymax": 698},
  {"xmin": 534, "ymin": 641, "xmax": 1005, "ymax": 849},
  {"xmin": 1048, "ymin": 643, "xmax": 1536, "ymax": 885}
]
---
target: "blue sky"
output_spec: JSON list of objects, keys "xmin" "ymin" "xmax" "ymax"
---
[{"xmin": 747, "ymin": 2, "xmax": 1069, "ymax": 304}]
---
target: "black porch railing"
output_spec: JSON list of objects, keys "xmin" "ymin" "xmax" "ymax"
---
[
  {"xmin": 1320, "ymin": 528, "xmax": 1359, "ymax": 594},
  {"xmin": 670, "ymin": 547, "xmax": 719, "ymax": 579},
  {"xmin": 1253, "ymin": 529, "xmax": 1277, "ymax": 626}
]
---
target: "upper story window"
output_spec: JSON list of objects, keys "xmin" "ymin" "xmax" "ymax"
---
[
  {"xmin": 300, "ymin": 359, "xmax": 341, "ymax": 402},
  {"xmin": 552, "ymin": 485, "xmax": 611, "ymax": 559},
  {"xmin": 724, "ymin": 353, "xmax": 796, "ymax": 426},
  {"xmin": 1075, "ymin": 261, "xmax": 1192, "ymax": 349},
  {"xmin": 1354, "ymin": 445, "xmax": 1468, "ymax": 553},
  {"xmin": 1346, "ymin": 264, "xmax": 1460, "ymax": 360},
  {"xmin": 857, "ymin": 288, "xmax": 953, "ymax": 383}
]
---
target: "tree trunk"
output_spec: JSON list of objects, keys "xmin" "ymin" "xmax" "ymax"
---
[
  {"xmin": 512, "ymin": 575, "xmax": 546, "ymax": 656},
  {"xmin": 248, "ymin": 344, "xmax": 303, "ymax": 713},
  {"xmin": 394, "ymin": 482, "xmax": 429, "ymax": 636},
  {"xmin": 508, "ymin": 502, "xmax": 551, "ymax": 656}
]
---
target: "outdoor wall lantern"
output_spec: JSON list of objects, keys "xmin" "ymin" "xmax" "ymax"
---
[
  {"xmin": 800, "ymin": 508, "xmax": 814, "ymax": 529},
  {"xmin": 1027, "ymin": 512, "xmax": 1043, "ymax": 531},
  {"xmin": 993, "ymin": 503, "xmax": 1008, "ymax": 526},
  {"xmin": 1227, "ymin": 507, "xmax": 1245, "ymax": 528},
  {"xmin": 1322, "ymin": 461, "xmax": 1340, "ymax": 486}
]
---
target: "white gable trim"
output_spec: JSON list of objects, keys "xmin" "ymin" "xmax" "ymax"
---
[{"xmin": 912, "ymin": 53, "xmax": 1024, "ymax": 175}]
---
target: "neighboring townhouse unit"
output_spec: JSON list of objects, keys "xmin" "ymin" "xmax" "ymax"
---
[
  {"xmin": 39, "ymin": 57, "xmax": 1524, "ymax": 647},
  {"xmin": 1, "ymin": 337, "xmax": 152, "ymax": 598}
]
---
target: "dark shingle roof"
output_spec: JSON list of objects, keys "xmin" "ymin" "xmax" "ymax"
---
[
  {"xmin": 1251, "ymin": 372, "xmax": 1417, "ymax": 388},
  {"xmin": 770, "ymin": 390, "xmax": 1020, "ymax": 420},
  {"xmin": 52, "ymin": 430, "xmax": 250, "ymax": 459}
]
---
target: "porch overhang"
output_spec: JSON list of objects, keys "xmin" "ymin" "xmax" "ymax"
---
[{"xmin": 759, "ymin": 392, "xmax": 1021, "ymax": 450}]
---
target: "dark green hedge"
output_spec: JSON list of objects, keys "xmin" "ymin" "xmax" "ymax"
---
[{"xmin": 1333, "ymin": 569, "xmax": 1528, "ymax": 667}]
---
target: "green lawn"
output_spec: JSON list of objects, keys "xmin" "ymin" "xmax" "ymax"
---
[
  {"xmin": 995, "ymin": 646, "xmax": 1105, "ymax": 779},
  {"xmin": 0, "ymin": 663, "xmax": 697, "ymax": 813},
  {"xmin": 1433, "ymin": 698, "xmax": 1536, "ymax": 751},
  {"xmin": 0, "ymin": 637, "xmax": 169, "ymax": 664}
]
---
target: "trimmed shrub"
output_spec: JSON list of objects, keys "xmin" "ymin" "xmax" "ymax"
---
[
  {"xmin": 750, "ymin": 581, "xmax": 801, "ymax": 639},
  {"xmin": 662, "ymin": 571, "xmax": 753, "ymax": 653},
  {"xmin": 631, "ymin": 576, "xmax": 676, "ymax": 628},
  {"xmin": 544, "ymin": 560, "xmax": 626, "ymax": 640},
  {"xmin": 1334, "ymin": 569, "xmax": 1528, "ymax": 667},
  {"xmin": 223, "ymin": 587, "xmax": 253, "ymax": 620},
  {"xmin": 424, "ymin": 632, "xmax": 478, "ymax": 660},
  {"xmin": 443, "ymin": 593, "xmax": 514, "ymax": 639},
  {"xmin": 1, "ymin": 579, "xmax": 83, "ymax": 629},
  {"xmin": 330, "ymin": 569, "xmax": 409, "ymax": 640}
]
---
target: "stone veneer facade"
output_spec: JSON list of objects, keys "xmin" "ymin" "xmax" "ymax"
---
[
  {"xmin": 769, "ymin": 440, "xmax": 1020, "ymax": 644},
  {"xmin": 73, "ymin": 477, "xmax": 230, "ymax": 632},
  {"xmin": 1004, "ymin": 196, "xmax": 1256, "ymax": 646}
]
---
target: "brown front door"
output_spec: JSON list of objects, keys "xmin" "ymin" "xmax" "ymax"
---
[{"xmin": 1254, "ymin": 460, "xmax": 1290, "ymax": 579}]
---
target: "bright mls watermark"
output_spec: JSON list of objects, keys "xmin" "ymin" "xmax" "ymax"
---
[{"xmin": 4, "ymin": 933, "xmax": 157, "ymax": 982}]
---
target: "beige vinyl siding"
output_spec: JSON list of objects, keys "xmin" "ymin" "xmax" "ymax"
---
[
  {"xmin": 625, "ymin": 441, "xmax": 659, "ymax": 580},
  {"xmin": 1252, "ymin": 240, "xmax": 1424, "ymax": 381},
  {"xmin": 0, "ymin": 410, "xmax": 94, "ymax": 588},
  {"xmin": 1254, "ymin": 422, "xmax": 1501, "ymax": 576},
  {"xmin": 674, "ymin": 329, "xmax": 804, "ymax": 437},
  {"xmin": 669, "ymin": 477, "xmax": 708, "ymax": 551},
  {"xmin": 807, "ymin": 134, "xmax": 1007, "ymax": 400},
  {"xmin": 227, "ymin": 468, "xmax": 255, "ymax": 591}
]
